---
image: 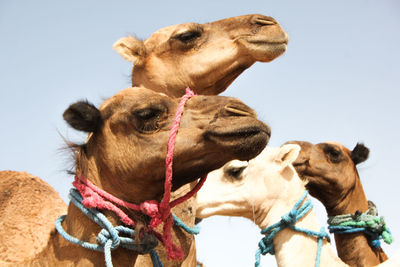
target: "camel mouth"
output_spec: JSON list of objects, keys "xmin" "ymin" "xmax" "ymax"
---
[
  {"xmin": 292, "ymin": 159, "xmax": 309, "ymax": 173},
  {"xmin": 238, "ymin": 37, "xmax": 288, "ymax": 62},
  {"xmin": 205, "ymin": 122, "xmax": 270, "ymax": 160},
  {"xmin": 170, "ymin": 122, "xmax": 269, "ymax": 191},
  {"xmin": 245, "ymin": 37, "xmax": 289, "ymax": 46},
  {"xmin": 206, "ymin": 125, "xmax": 269, "ymax": 139}
]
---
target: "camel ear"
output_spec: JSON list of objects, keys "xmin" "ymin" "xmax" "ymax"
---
[
  {"xmin": 63, "ymin": 100, "xmax": 102, "ymax": 133},
  {"xmin": 351, "ymin": 143, "xmax": 369, "ymax": 165},
  {"xmin": 113, "ymin": 36, "xmax": 146, "ymax": 66},
  {"xmin": 277, "ymin": 144, "xmax": 301, "ymax": 167}
]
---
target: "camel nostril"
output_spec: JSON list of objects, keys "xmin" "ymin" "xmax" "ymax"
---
[
  {"xmin": 252, "ymin": 15, "xmax": 277, "ymax": 26},
  {"xmin": 224, "ymin": 104, "xmax": 255, "ymax": 117}
]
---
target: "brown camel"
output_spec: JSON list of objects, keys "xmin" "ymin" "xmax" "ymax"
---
[
  {"xmin": 289, "ymin": 141, "xmax": 388, "ymax": 267},
  {"xmin": 114, "ymin": 13, "xmax": 287, "ymax": 265},
  {"xmin": 113, "ymin": 14, "xmax": 288, "ymax": 97},
  {"xmin": 1, "ymin": 87, "xmax": 270, "ymax": 266},
  {"xmin": 0, "ymin": 14, "xmax": 286, "ymax": 265}
]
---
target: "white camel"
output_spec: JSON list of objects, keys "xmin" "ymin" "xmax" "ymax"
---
[{"xmin": 196, "ymin": 145, "xmax": 400, "ymax": 267}]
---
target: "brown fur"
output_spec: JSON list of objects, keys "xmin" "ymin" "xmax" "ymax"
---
[
  {"xmin": 289, "ymin": 141, "xmax": 388, "ymax": 267},
  {"xmin": 0, "ymin": 171, "xmax": 67, "ymax": 264},
  {"xmin": 1, "ymin": 87, "xmax": 269, "ymax": 266},
  {"xmin": 113, "ymin": 14, "xmax": 288, "ymax": 265},
  {"xmin": 114, "ymin": 14, "xmax": 288, "ymax": 97}
]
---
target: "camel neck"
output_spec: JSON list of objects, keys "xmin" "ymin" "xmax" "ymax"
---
[
  {"xmin": 326, "ymin": 176, "xmax": 368, "ymax": 216},
  {"xmin": 325, "ymin": 176, "xmax": 388, "ymax": 266},
  {"xmin": 256, "ymin": 193, "xmax": 347, "ymax": 267}
]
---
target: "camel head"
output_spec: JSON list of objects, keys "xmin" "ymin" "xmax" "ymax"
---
[
  {"xmin": 114, "ymin": 14, "xmax": 288, "ymax": 97},
  {"xmin": 196, "ymin": 144, "xmax": 302, "ymax": 227},
  {"xmin": 287, "ymin": 141, "xmax": 370, "ymax": 213},
  {"xmin": 63, "ymin": 87, "xmax": 270, "ymax": 203}
]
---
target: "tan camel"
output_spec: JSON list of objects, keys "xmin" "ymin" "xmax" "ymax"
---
[
  {"xmin": 195, "ymin": 145, "xmax": 400, "ymax": 267},
  {"xmin": 289, "ymin": 141, "xmax": 389, "ymax": 267},
  {"xmin": 0, "ymin": 14, "xmax": 286, "ymax": 265},
  {"xmin": 113, "ymin": 14, "xmax": 288, "ymax": 97},
  {"xmin": 114, "ymin": 13, "xmax": 288, "ymax": 265},
  {"xmin": 1, "ymin": 87, "xmax": 270, "ymax": 266},
  {"xmin": 0, "ymin": 171, "xmax": 67, "ymax": 263}
]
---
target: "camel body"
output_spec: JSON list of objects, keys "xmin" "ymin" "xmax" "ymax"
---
[
  {"xmin": 0, "ymin": 171, "xmax": 67, "ymax": 264},
  {"xmin": 290, "ymin": 141, "xmax": 389, "ymax": 266},
  {"xmin": 0, "ymin": 87, "xmax": 269, "ymax": 266},
  {"xmin": 196, "ymin": 145, "xmax": 400, "ymax": 267}
]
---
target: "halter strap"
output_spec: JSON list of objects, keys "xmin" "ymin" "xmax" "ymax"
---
[
  {"xmin": 328, "ymin": 201, "xmax": 393, "ymax": 248},
  {"xmin": 255, "ymin": 191, "xmax": 330, "ymax": 267}
]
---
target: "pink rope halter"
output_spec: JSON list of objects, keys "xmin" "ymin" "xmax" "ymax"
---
[{"xmin": 73, "ymin": 88, "xmax": 207, "ymax": 260}]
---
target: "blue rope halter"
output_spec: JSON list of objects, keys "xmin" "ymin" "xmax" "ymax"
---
[
  {"xmin": 255, "ymin": 191, "xmax": 330, "ymax": 267},
  {"xmin": 56, "ymin": 188, "xmax": 200, "ymax": 267}
]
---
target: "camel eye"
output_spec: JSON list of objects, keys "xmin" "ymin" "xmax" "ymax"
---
[
  {"xmin": 173, "ymin": 30, "xmax": 202, "ymax": 43},
  {"xmin": 133, "ymin": 106, "xmax": 166, "ymax": 133},
  {"xmin": 323, "ymin": 146, "xmax": 343, "ymax": 163},
  {"xmin": 226, "ymin": 166, "xmax": 246, "ymax": 179},
  {"xmin": 135, "ymin": 108, "xmax": 160, "ymax": 121}
]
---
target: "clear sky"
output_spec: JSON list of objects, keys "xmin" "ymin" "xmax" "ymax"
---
[{"xmin": 1, "ymin": 1, "xmax": 399, "ymax": 266}]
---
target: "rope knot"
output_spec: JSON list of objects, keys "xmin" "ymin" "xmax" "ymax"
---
[
  {"xmin": 140, "ymin": 201, "xmax": 163, "ymax": 228},
  {"xmin": 258, "ymin": 236, "xmax": 274, "ymax": 255},
  {"xmin": 97, "ymin": 228, "xmax": 121, "ymax": 250},
  {"xmin": 281, "ymin": 210, "xmax": 297, "ymax": 225}
]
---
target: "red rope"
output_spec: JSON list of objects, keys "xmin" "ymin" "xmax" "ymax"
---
[{"xmin": 73, "ymin": 87, "xmax": 207, "ymax": 261}]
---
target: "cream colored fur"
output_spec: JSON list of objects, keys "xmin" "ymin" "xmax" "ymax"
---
[{"xmin": 196, "ymin": 145, "xmax": 400, "ymax": 267}]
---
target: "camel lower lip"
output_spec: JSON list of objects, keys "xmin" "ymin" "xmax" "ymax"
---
[
  {"xmin": 249, "ymin": 41, "xmax": 287, "ymax": 45},
  {"xmin": 206, "ymin": 126, "xmax": 268, "ymax": 139},
  {"xmin": 245, "ymin": 38, "xmax": 288, "ymax": 45}
]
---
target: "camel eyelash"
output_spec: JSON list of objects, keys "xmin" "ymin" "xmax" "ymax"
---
[
  {"xmin": 133, "ymin": 106, "xmax": 167, "ymax": 133},
  {"xmin": 139, "ymin": 120, "xmax": 160, "ymax": 133},
  {"xmin": 172, "ymin": 26, "xmax": 204, "ymax": 43}
]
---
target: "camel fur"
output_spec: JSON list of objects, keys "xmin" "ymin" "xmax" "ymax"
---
[
  {"xmin": 0, "ymin": 87, "xmax": 269, "ymax": 266},
  {"xmin": 114, "ymin": 14, "xmax": 288, "ymax": 97},
  {"xmin": 114, "ymin": 14, "xmax": 288, "ymax": 265},
  {"xmin": 196, "ymin": 145, "xmax": 400, "ymax": 267},
  {"xmin": 289, "ymin": 141, "xmax": 389, "ymax": 266}
]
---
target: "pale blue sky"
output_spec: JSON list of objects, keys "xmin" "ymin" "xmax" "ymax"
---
[{"xmin": 1, "ymin": 1, "xmax": 399, "ymax": 266}]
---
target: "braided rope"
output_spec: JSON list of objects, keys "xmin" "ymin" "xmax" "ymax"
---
[
  {"xmin": 55, "ymin": 189, "xmax": 162, "ymax": 267},
  {"xmin": 328, "ymin": 203, "xmax": 393, "ymax": 248},
  {"xmin": 255, "ymin": 191, "xmax": 330, "ymax": 267}
]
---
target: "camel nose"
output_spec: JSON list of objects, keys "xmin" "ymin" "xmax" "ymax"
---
[
  {"xmin": 223, "ymin": 102, "xmax": 257, "ymax": 118},
  {"xmin": 251, "ymin": 15, "xmax": 277, "ymax": 26}
]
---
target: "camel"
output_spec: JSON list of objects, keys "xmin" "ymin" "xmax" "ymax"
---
[
  {"xmin": 113, "ymin": 14, "xmax": 288, "ymax": 97},
  {"xmin": 195, "ymin": 145, "xmax": 400, "ymax": 267},
  {"xmin": 289, "ymin": 141, "xmax": 390, "ymax": 267},
  {"xmin": 0, "ymin": 14, "xmax": 286, "ymax": 265},
  {"xmin": 113, "ymin": 13, "xmax": 288, "ymax": 265},
  {"xmin": 1, "ymin": 86, "xmax": 270, "ymax": 266}
]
